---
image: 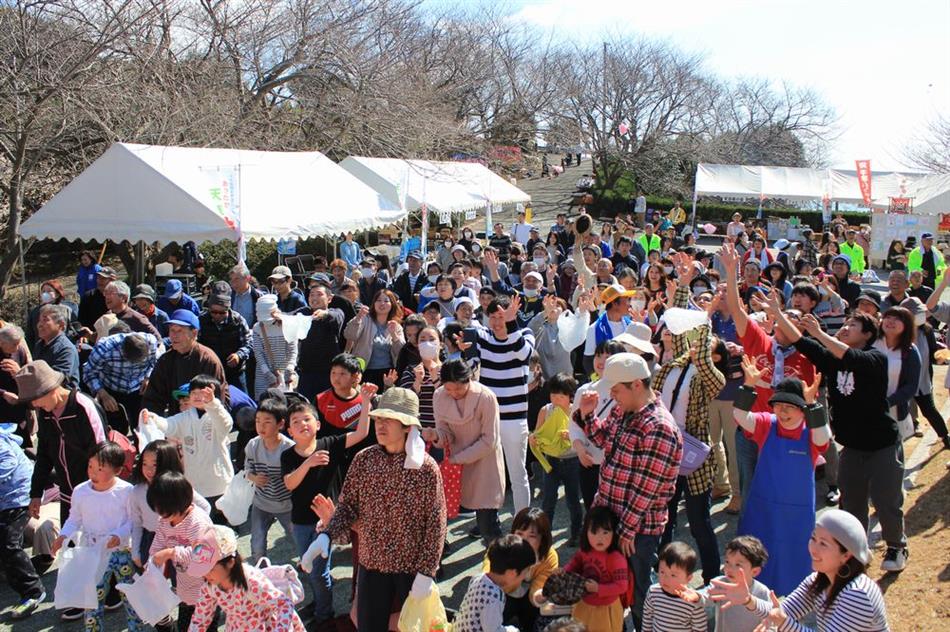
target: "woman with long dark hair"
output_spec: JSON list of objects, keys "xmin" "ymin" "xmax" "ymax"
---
[
  {"xmin": 710, "ymin": 510, "xmax": 889, "ymax": 631},
  {"xmin": 874, "ymin": 306, "xmax": 921, "ymax": 441},
  {"xmin": 343, "ymin": 288, "xmax": 405, "ymax": 388}
]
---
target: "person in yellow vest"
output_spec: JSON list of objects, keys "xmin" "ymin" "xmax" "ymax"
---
[
  {"xmin": 637, "ymin": 224, "xmax": 662, "ymax": 257},
  {"xmin": 907, "ymin": 231, "xmax": 947, "ymax": 285},
  {"xmin": 668, "ymin": 202, "xmax": 687, "ymax": 229},
  {"xmin": 839, "ymin": 229, "xmax": 866, "ymax": 274}
]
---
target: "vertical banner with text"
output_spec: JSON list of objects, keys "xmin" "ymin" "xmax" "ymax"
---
[
  {"xmin": 201, "ymin": 166, "xmax": 243, "ymax": 262},
  {"xmin": 855, "ymin": 160, "xmax": 872, "ymax": 208}
]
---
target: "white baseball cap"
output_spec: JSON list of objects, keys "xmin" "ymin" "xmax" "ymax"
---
[{"xmin": 600, "ymin": 353, "xmax": 651, "ymax": 388}]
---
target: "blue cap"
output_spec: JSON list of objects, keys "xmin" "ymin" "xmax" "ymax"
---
[
  {"xmin": 163, "ymin": 279, "xmax": 183, "ymax": 299},
  {"xmin": 921, "ymin": 232, "xmax": 934, "ymax": 240},
  {"xmin": 172, "ymin": 383, "xmax": 191, "ymax": 399},
  {"xmin": 167, "ymin": 309, "xmax": 200, "ymax": 330}
]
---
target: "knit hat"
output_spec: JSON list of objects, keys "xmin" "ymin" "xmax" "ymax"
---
[
  {"xmin": 832, "ymin": 254, "xmax": 852, "ymax": 270},
  {"xmin": 815, "ymin": 509, "xmax": 872, "ymax": 565},
  {"xmin": 542, "ymin": 570, "xmax": 588, "ymax": 605},
  {"xmin": 768, "ymin": 377, "xmax": 807, "ymax": 409},
  {"xmin": 256, "ymin": 294, "xmax": 278, "ymax": 324}
]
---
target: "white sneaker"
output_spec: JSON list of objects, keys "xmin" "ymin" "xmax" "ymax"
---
[{"xmin": 881, "ymin": 547, "xmax": 908, "ymax": 572}]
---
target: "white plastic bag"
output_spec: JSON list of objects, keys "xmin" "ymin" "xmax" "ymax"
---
[
  {"xmin": 215, "ymin": 470, "xmax": 255, "ymax": 526},
  {"xmin": 117, "ymin": 561, "xmax": 180, "ymax": 625},
  {"xmin": 280, "ymin": 313, "xmax": 313, "ymax": 344},
  {"xmin": 256, "ymin": 557, "xmax": 305, "ymax": 605},
  {"xmin": 136, "ymin": 409, "xmax": 165, "ymax": 447},
  {"xmin": 557, "ymin": 308, "xmax": 588, "ymax": 352},
  {"xmin": 660, "ymin": 307, "xmax": 709, "ymax": 336},
  {"xmin": 54, "ymin": 542, "xmax": 109, "ymax": 610}
]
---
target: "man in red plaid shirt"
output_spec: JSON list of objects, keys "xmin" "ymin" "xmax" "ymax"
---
[{"xmin": 575, "ymin": 353, "xmax": 682, "ymax": 628}]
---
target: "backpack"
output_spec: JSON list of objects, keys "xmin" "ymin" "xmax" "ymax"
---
[{"xmin": 256, "ymin": 557, "xmax": 304, "ymax": 604}]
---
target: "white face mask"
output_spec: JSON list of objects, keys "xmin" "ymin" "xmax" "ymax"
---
[
  {"xmin": 523, "ymin": 288, "xmax": 539, "ymax": 298},
  {"xmin": 472, "ymin": 244, "xmax": 481, "ymax": 254},
  {"xmin": 360, "ymin": 267, "xmax": 374, "ymax": 278},
  {"xmin": 418, "ymin": 340, "xmax": 440, "ymax": 360},
  {"xmin": 444, "ymin": 240, "xmax": 453, "ymax": 249},
  {"xmin": 631, "ymin": 298, "xmax": 646, "ymax": 312},
  {"xmin": 428, "ymin": 274, "xmax": 439, "ymax": 284},
  {"xmin": 533, "ymin": 257, "xmax": 547, "ymax": 268},
  {"xmin": 663, "ymin": 266, "xmax": 674, "ymax": 275},
  {"xmin": 463, "ymin": 231, "xmax": 473, "ymax": 239},
  {"xmin": 40, "ymin": 291, "xmax": 54, "ymax": 304}
]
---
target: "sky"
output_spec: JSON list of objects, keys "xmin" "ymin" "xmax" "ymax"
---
[{"xmin": 432, "ymin": 0, "xmax": 950, "ymax": 171}]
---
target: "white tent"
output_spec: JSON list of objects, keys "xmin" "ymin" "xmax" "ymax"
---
[
  {"xmin": 339, "ymin": 156, "xmax": 530, "ymax": 215},
  {"xmin": 694, "ymin": 163, "xmax": 933, "ymax": 205},
  {"xmin": 20, "ymin": 143, "xmax": 405, "ymax": 243}
]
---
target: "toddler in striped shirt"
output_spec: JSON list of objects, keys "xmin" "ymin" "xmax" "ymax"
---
[{"xmin": 642, "ymin": 541, "xmax": 707, "ymax": 632}]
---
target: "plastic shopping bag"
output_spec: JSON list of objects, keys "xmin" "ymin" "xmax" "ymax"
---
[
  {"xmin": 116, "ymin": 561, "xmax": 180, "ymax": 625},
  {"xmin": 397, "ymin": 583, "xmax": 451, "ymax": 632},
  {"xmin": 256, "ymin": 557, "xmax": 305, "ymax": 604},
  {"xmin": 661, "ymin": 307, "xmax": 709, "ymax": 336},
  {"xmin": 136, "ymin": 409, "xmax": 166, "ymax": 447},
  {"xmin": 440, "ymin": 447, "xmax": 462, "ymax": 520},
  {"xmin": 557, "ymin": 308, "xmax": 588, "ymax": 353},
  {"xmin": 54, "ymin": 543, "xmax": 110, "ymax": 610},
  {"xmin": 215, "ymin": 470, "xmax": 255, "ymax": 526}
]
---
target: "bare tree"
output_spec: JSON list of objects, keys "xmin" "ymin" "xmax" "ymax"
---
[{"xmin": 904, "ymin": 114, "xmax": 950, "ymax": 173}]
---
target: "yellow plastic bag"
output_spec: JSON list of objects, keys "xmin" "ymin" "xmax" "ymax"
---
[{"xmin": 397, "ymin": 584, "xmax": 451, "ymax": 632}]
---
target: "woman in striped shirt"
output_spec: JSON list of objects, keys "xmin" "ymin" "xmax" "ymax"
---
[
  {"xmin": 710, "ymin": 509, "xmax": 890, "ymax": 631},
  {"xmin": 399, "ymin": 325, "xmax": 442, "ymax": 433}
]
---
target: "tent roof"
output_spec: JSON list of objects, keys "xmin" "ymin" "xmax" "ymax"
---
[
  {"xmin": 339, "ymin": 156, "xmax": 530, "ymax": 214},
  {"xmin": 694, "ymin": 163, "xmax": 934, "ymax": 205},
  {"xmin": 20, "ymin": 143, "xmax": 405, "ymax": 243}
]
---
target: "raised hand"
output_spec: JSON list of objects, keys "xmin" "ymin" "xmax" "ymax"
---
[
  {"xmin": 752, "ymin": 591, "xmax": 787, "ymax": 631},
  {"xmin": 578, "ymin": 391, "xmax": 599, "ymax": 416},
  {"xmin": 383, "ymin": 368, "xmax": 399, "ymax": 388},
  {"xmin": 504, "ymin": 294, "xmax": 522, "ymax": 322},
  {"xmin": 804, "ymin": 371, "xmax": 822, "ymax": 405},
  {"xmin": 708, "ymin": 566, "xmax": 751, "ymax": 609},
  {"xmin": 740, "ymin": 354, "xmax": 765, "ymax": 387},
  {"xmin": 720, "ymin": 243, "xmax": 740, "ymax": 273},
  {"xmin": 360, "ymin": 382, "xmax": 379, "ymax": 402},
  {"xmin": 483, "ymin": 249, "xmax": 499, "ymax": 272},
  {"xmin": 800, "ymin": 313, "xmax": 822, "ymax": 336}
]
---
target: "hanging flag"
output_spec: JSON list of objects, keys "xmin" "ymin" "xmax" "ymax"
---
[
  {"xmin": 420, "ymin": 203, "xmax": 429, "ymax": 259},
  {"xmin": 855, "ymin": 160, "xmax": 872, "ymax": 207},
  {"xmin": 524, "ymin": 204, "xmax": 532, "ymax": 223},
  {"xmin": 200, "ymin": 165, "xmax": 243, "ymax": 262}
]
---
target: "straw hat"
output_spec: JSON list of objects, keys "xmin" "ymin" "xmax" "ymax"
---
[
  {"xmin": 13, "ymin": 360, "xmax": 65, "ymax": 402},
  {"xmin": 368, "ymin": 387, "xmax": 421, "ymax": 427}
]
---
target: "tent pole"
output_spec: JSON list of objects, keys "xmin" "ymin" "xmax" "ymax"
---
[
  {"xmin": 18, "ymin": 237, "xmax": 28, "ymax": 326},
  {"xmin": 690, "ymin": 192, "xmax": 697, "ymax": 236}
]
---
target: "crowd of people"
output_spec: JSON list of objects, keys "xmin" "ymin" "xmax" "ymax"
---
[{"xmin": 2, "ymin": 206, "xmax": 944, "ymax": 632}]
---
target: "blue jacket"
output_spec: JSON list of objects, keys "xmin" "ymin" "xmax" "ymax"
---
[
  {"xmin": 157, "ymin": 292, "xmax": 201, "ymax": 317},
  {"xmin": 0, "ymin": 425, "xmax": 32, "ymax": 511},
  {"xmin": 35, "ymin": 332, "xmax": 80, "ymax": 387},
  {"xmin": 76, "ymin": 263, "xmax": 101, "ymax": 297}
]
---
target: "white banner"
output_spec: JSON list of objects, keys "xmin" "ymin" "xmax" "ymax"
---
[{"xmin": 200, "ymin": 165, "xmax": 243, "ymax": 261}]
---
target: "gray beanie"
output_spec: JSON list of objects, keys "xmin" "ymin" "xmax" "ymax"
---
[{"xmin": 815, "ymin": 509, "xmax": 871, "ymax": 565}]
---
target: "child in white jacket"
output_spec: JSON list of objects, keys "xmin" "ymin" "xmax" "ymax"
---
[{"xmin": 142, "ymin": 375, "xmax": 233, "ymax": 514}]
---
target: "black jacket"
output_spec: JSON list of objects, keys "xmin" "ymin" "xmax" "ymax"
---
[
  {"xmin": 31, "ymin": 389, "xmax": 107, "ymax": 503},
  {"xmin": 391, "ymin": 271, "xmax": 428, "ymax": 312},
  {"xmin": 198, "ymin": 310, "xmax": 252, "ymax": 383}
]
